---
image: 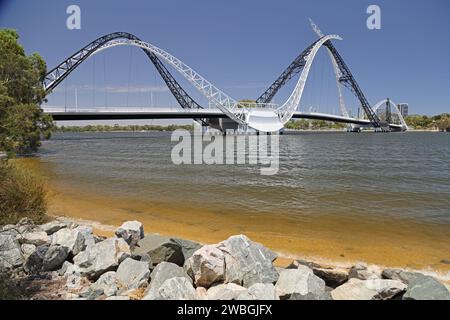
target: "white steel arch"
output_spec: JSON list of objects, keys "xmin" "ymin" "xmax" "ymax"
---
[
  {"xmin": 309, "ymin": 19, "xmax": 349, "ymax": 118},
  {"xmin": 277, "ymin": 34, "xmax": 342, "ymax": 123},
  {"xmin": 93, "ymin": 35, "xmax": 342, "ymax": 132},
  {"xmin": 372, "ymin": 99, "xmax": 408, "ymax": 130}
]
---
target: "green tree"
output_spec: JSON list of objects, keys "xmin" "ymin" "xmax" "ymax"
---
[
  {"xmin": 0, "ymin": 29, "xmax": 54, "ymax": 155},
  {"xmin": 435, "ymin": 116, "xmax": 450, "ymax": 132}
]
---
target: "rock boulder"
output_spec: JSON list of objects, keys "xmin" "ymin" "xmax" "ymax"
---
[
  {"xmin": 42, "ymin": 245, "xmax": 69, "ymax": 271},
  {"xmin": 51, "ymin": 228, "xmax": 86, "ymax": 256},
  {"xmin": 275, "ymin": 266, "xmax": 327, "ymax": 300},
  {"xmin": 143, "ymin": 262, "xmax": 192, "ymax": 300},
  {"xmin": 115, "ymin": 221, "xmax": 144, "ymax": 248},
  {"xmin": 24, "ymin": 244, "xmax": 49, "ymax": 274},
  {"xmin": 116, "ymin": 257, "xmax": 150, "ymax": 291},
  {"xmin": 157, "ymin": 277, "xmax": 197, "ymax": 300},
  {"xmin": 207, "ymin": 283, "xmax": 247, "ymax": 300},
  {"xmin": 349, "ymin": 263, "xmax": 381, "ymax": 280},
  {"xmin": 40, "ymin": 220, "xmax": 70, "ymax": 235},
  {"xmin": 73, "ymin": 238, "xmax": 130, "ymax": 279},
  {"xmin": 91, "ymin": 271, "xmax": 118, "ymax": 297},
  {"xmin": 133, "ymin": 234, "xmax": 184, "ymax": 267},
  {"xmin": 18, "ymin": 231, "xmax": 49, "ymax": 246},
  {"xmin": 331, "ymin": 278, "xmax": 407, "ymax": 300},
  {"xmin": 217, "ymin": 235, "xmax": 278, "ymax": 287},
  {"xmin": 237, "ymin": 283, "xmax": 279, "ymax": 300},
  {"xmin": 0, "ymin": 231, "xmax": 24, "ymax": 270},
  {"xmin": 171, "ymin": 237, "xmax": 202, "ymax": 261},
  {"xmin": 402, "ymin": 275, "xmax": 450, "ymax": 300},
  {"xmin": 184, "ymin": 245, "xmax": 225, "ymax": 288}
]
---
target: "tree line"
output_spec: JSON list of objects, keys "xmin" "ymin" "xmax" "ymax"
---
[
  {"xmin": 404, "ymin": 114, "xmax": 450, "ymax": 131},
  {"xmin": 57, "ymin": 124, "xmax": 193, "ymax": 132}
]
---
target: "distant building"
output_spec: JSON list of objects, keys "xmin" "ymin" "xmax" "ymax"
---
[{"xmin": 398, "ymin": 103, "xmax": 409, "ymax": 117}]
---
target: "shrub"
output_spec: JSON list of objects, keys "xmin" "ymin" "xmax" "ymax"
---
[
  {"xmin": 0, "ymin": 272, "xmax": 24, "ymax": 300},
  {"xmin": 0, "ymin": 160, "xmax": 47, "ymax": 225}
]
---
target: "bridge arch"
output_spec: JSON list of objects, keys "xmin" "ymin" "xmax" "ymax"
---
[
  {"xmin": 90, "ymin": 34, "xmax": 342, "ymax": 131},
  {"xmin": 372, "ymin": 99, "xmax": 408, "ymax": 130},
  {"xmin": 44, "ymin": 32, "xmax": 344, "ymax": 132},
  {"xmin": 43, "ymin": 32, "xmax": 212, "ymax": 126}
]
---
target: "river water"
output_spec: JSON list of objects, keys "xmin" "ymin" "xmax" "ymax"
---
[{"xmin": 24, "ymin": 131, "xmax": 450, "ymax": 275}]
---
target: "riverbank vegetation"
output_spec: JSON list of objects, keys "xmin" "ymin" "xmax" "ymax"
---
[
  {"xmin": 0, "ymin": 160, "xmax": 47, "ymax": 225},
  {"xmin": 285, "ymin": 114, "xmax": 450, "ymax": 131},
  {"xmin": 56, "ymin": 124, "xmax": 194, "ymax": 132},
  {"xmin": 285, "ymin": 119, "xmax": 346, "ymax": 130},
  {"xmin": 0, "ymin": 29, "xmax": 54, "ymax": 156},
  {"xmin": 405, "ymin": 114, "xmax": 450, "ymax": 131}
]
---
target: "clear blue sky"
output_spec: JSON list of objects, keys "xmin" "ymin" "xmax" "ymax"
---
[{"xmin": 1, "ymin": 0, "xmax": 449, "ymax": 116}]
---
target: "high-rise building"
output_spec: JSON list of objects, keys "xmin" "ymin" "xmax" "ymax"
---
[{"xmin": 398, "ymin": 103, "xmax": 409, "ymax": 118}]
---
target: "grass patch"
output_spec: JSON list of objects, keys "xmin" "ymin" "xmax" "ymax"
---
[{"xmin": 0, "ymin": 160, "xmax": 47, "ymax": 225}]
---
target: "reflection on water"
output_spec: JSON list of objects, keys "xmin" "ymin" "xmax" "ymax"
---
[{"xmin": 25, "ymin": 131, "xmax": 450, "ymax": 274}]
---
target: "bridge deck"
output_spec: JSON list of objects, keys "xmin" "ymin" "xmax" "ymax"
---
[{"xmin": 44, "ymin": 109, "xmax": 403, "ymax": 129}]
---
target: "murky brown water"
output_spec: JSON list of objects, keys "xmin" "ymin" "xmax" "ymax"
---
[{"xmin": 17, "ymin": 131, "xmax": 450, "ymax": 276}]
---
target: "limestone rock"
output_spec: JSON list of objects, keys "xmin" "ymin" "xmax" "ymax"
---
[
  {"xmin": 24, "ymin": 244, "xmax": 49, "ymax": 274},
  {"xmin": 275, "ymin": 266, "xmax": 327, "ymax": 300},
  {"xmin": 18, "ymin": 231, "xmax": 49, "ymax": 246},
  {"xmin": 20, "ymin": 243, "xmax": 36, "ymax": 261},
  {"xmin": 42, "ymin": 245, "xmax": 69, "ymax": 271},
  {"xmin": 59, "ymin": 261, "xmax": 81, "ymax": 277},
  {"xmin": 207, "ymin": 283, "xmax": 247, "ymax": 300},
  {"xmin": 73, "ymin": 226, "xmax": 96, "ymax": 248},
  {"xmin": 79, "ymin": 286, "xmax": 104, "ymax": 300},
  {"xmin": 331, "ymin": 278, "xmax": 407, "ymax": 300},
  {"xmin": 157, "ymin": 277, "xmax": 197, "ymax": 300},
  {"xmin": 16, "ymin": 218, "xmax": 38, "ymax": 234},
  {"xmin": 40, "ymin": 220, "xmax": 70, "ymax": 235},
  {"xmin": 91, "ymin": 271, "xmax": 118, "ymax": 297},
  {"xmin": 237, "ymin": 283, "xmax": 279, "ymax": 300},
  {"xmin": 73, "ymin": 238, "xmax": 130, "ymax": 279},
  {"xmin": 381, "ymin": 268, "xmax": 423, "ymax": 284},
  {"xmin": 0, "ymin": 231, "xmax": 24, "ymax": 270},
  {"xmin": 66, "ymin": 274, "xmax": 83, "ymax": 290},
  {"xmin": 184, "ymin": 245, "xmax": 225, "ymax": 288},
  {"xmin": 217, "ymin": 235, "xmax": 278, "ymax": 287},
  {"xmin": 402, "ymin": 275, "xmax": 450, "ymax": 300},
  {"xmin": 312, "ymin": 267, "xmax": 349, "ymax": 288},
  {"xmin": 170, "ymin": 238, "xmax": 202, "ymax": 261},
  {"xmin": 51, "ymin": 228, "xmax": 86, "ymax": 256},
  {"xmin": 133, "ymin": 234, "xmax": 184, "ymax": 267},
  {"xmin": 287, "ymin": 259, "xmax": 322, "ymax": 270},
  {"xmin": 116, "ymin": 257, "xmax": 150, "ymax": 291},
  {"xmin": 382, "ymin": 268, "xmax": 450, "ymax": 300},
  {"xmin": 349, "ymin": 263, "xmax": 381, "ymax": 280},
  {"xmin": 143, "ymin": 262, "xmax": 192, "ymax": 300},
  {"xmin": 115, "ymin": 221, "xmax": 144, "ymax": 248}
]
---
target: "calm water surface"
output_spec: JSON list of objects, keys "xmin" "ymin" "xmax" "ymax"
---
[{"xmin": 31, "ymin": 131, "xmax": 450, "ymax": 273}]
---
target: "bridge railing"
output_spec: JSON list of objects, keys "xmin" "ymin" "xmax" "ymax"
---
[{"xmin": 40, "ymin": 105, "xmax": 224, "ymax": 113}]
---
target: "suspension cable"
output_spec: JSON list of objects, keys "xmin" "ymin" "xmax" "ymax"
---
[
  {"xmin": 64, "ymin": 77, "xmax": 67, "ymax": 112},
  {"xmin": 103, "ymin": 51, "xmax": 107, "ymax": 108},
  {"xmin": 92, "ymin": 54, "xmax": 96, "ymax": 109},
  {"xmin": 126, "ymin": 46, "xmax": 133, "ymax": 108}
]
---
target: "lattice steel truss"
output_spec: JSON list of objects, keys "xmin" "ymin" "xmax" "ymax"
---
[{"xmin": 43, "ymin": 32, "xmax": 209, "ymax": 126}]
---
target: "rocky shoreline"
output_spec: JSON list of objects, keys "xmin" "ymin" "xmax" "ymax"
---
[{"xmin": 1, "ymin": 217, "xmax": 449, "ymax": 300}]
